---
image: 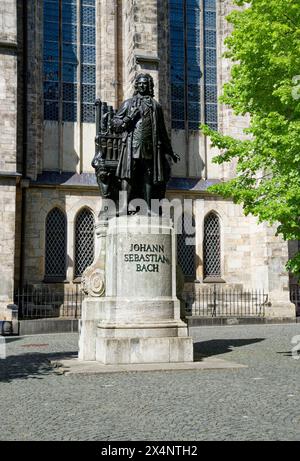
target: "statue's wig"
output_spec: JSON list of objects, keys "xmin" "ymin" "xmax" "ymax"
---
[{"xmin": 133, "ymin": 73, "xmax": 155, "ymax": 97}]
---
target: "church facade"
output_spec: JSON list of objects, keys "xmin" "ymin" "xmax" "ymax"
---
[{"xmin": 0, "ymin": 0, "xmax": 295, "ymax": 321}]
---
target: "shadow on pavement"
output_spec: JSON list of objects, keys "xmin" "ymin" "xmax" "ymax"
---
[
  {"xmin": 194, "ymin": 338, "xmax": 265, "ymax": 360},
  {"xmin": 0, "ymin": 351, "xmax": 77, "ymax": 383}
]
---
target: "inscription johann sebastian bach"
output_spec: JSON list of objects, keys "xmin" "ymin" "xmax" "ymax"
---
[{"xmin": 124, "ymin": 244, "xmax": 170, "ymax": 273}]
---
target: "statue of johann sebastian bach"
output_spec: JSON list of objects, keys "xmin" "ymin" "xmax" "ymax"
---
[{"xmin": 111, "ymin": 73, "xmax": 179, "ymax": 214}]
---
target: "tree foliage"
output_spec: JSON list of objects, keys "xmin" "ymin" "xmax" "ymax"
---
[{"xmin": 202, "ymin": 0, "xmax": 300, "ymax": 276}]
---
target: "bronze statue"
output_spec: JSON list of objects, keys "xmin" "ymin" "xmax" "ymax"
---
[{"xmin": 92, "ymin": 74, "xmax": 179, "ymax": 216}]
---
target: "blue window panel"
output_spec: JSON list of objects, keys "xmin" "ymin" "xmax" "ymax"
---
[
  {"xmin": 205, "ymin": 104, "xmax": 218, "ymax": 123},
  {"xmin": 171, "ymin": 61, "xmax": 184, "ymax": 72},
  {"xmin": 62, "ymin": 23, "xmax": 77, "ymax": 43},
  {"xmin": 187, "ymin": 31, "xmax": 200, "ymax": 46},
  {"xmin": 172, "ymin": 120, "xmax": 185, "ymax": 130},
  {"xmin": 170, "ymin": 30, "xmax": 184, "ymax": 43},
  {"xmin": 171, "ymin": 70, "xmax": 184, "ymax": 84},
  {"xmin": 81, "ymin": 104, "xmax": 95, "ymax": 123},
  {"xmin": 81, "ymin": 45, "xmax": 96, "ymax": 64},
  {"xmin": 63, "ymin": 102, "xmax": 77, "ymax": 122},
  {"xmin": 187, "ymin": 0, "xmax": 200, "ymax": 7},
  {"xmin": 204, "ymin": 48, "xmax": 217, "ymax": 67},
  {"xmin": 44, "ymin": 82, "xmax": 59, "ymax": 100},
  {"xmin": 188, "ymin": 103, "xmax": 201, "ymax": 121},
  {"xmin": 204, "ymin": 0, "xmax": 216, "ymax": 11},
  {"xmin": 62, "ymin": 3, "xmax": 77, "ymax": 24},
  {"xmin": 205, "ymin": 85, "xmax": 217, "ymax": 103},
  {"xmin": 44, "ymin": 41, "xmax": 59, "ymax": 61},
  {"xmin": 187, "ymin": 12, "xmax": 200, "ymax": 28},
  {"xmin": 187, "ymin": 65, "xmax": 202, "ymax": 83},
  {"xmin": 81, "ymin": 6, "xmax": 96, "ymax": 25},
  {"xmin": 44, "ymin": 61, "xmax": 59, "ymax": 81},
  {"xmin": 44, "ymin": 21, "xmax": 59, "ymax": 41},
  {"xmin": 170, "ymin": 23, "xmax": 184, "ymax": 32},
  {"xmin": 170, "ymin": 55, "xmax": 184, "ymax": 68},
  {"xmin": 44, "ymin": 2, "xmax": 59, "ymax": 22},
  {"xmin": 63, "ymin": 83, "xmax": 77, "ymax": 101},
  {"xmin": 82, "ymin": 0, "xmax": 96, "ymax": 6},
  {"xmin": 171, "ymin": 83, "xmax": 184, "ymax": 101},
  {"xmin": 172, "ymin": 101, "xmax": 185, "ymax": 120},
  {"xmin": 62, "ymin": 62, "xmax": 77, "ymax": 82},
  {"xmin": 189, "ymin": 121, "xmax": 200, "ymax": 130},
  {"xmin": 204, "ymin": 11, "xmax": 216, "ymax": 29},
  {"xmin": 80, "ymin": 1, "xmax": 95, "ymax": 123},
  {"xmin": 81, "ymin": 26, "xmax": 96, "ymax": 45},
  {"xmin": 44, "ymin": 101, "xmax": 59, "ymax": 121},
  {"xmin": 63, "ymin": 43, "xmax": 78, "ymax": 63},
  {"xmin": 81, "ymin": 65, "xmax": 96, "ymax": 84},
  {"xmin": 204, "ymin": 29, "xmax": 216, "ymax": 47},
  {"xmin": 170, "ymin": 36, "xmax": 184, "ymax": 47},
  {"xmin": 170, "ymin": 0, "xmax": 183, "ymax": 5},
  {"xmin": 170, "ymin": 46, "xmax": 185, "ymax": 60},
  {"xmin": 188, "ymin": 84, "xmax": 201, "ymax": 102},
  {"xmin": 187, "ymin": 46, "xmax": 201, "ymax": 63},
  {"xmin": 170, "ymin": 10, "xmax": 184, "ymax": 24},
  {"xmin": 205, "ymin": 67, "xmax": 217, "ymax": 85},
  {"xmin": 63, "ymin": 0, "xmax": 77, "ymax": 4},
  {"xmin": 82, "ymin": 84, "xmax": 96, "ymax": 103}
]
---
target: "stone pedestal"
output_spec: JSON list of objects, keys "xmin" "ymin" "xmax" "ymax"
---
[{"xmin": 79, "ymin": 216, "xmax": 193, "ymax": 364}]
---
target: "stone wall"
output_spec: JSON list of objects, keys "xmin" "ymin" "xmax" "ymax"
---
[
  {"xmin": 123, "ymin": 0, "xmax": 161, "ymax": 101},
  {"xmin": 26, "ymin": 0, "xmax": 43, "ymax": 180},
  {"xmin": 0, "ymin": 180, "xmax": 17, "ymax": 320},
  {"xmin": 97, "ymin": 0, "xmax": 119, "ymax": 106},
  {"xmin": 0, "ymin": 0, "xmax": 18, "ymax": 320}
]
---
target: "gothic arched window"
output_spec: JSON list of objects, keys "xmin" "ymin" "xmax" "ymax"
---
[
  {"xmin": 45, "ymin": 207, "xmax": 67, "ymax": 279},
  {"xmin": 203, "ymin": 212, "xmax": 221, "ymax": 278},
  {"xmin": 169, "ymin": 0, "xmax": 218, "ymax": 130},
  {"xmin": 177, "ymin": 214, "xmax": 196, "ymax": 279},
  {"xmin": 74, "ymin": 208, "xmax": 95, "ymax": 277}
]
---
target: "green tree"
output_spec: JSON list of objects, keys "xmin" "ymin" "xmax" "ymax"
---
[{"xmin": 202, "ymin": 0, "xmax": 300, "ymax": 276}]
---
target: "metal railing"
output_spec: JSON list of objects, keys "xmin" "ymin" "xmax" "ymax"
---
[
  {"xmin": 15, "ymin": 285, "xmax": 84, "ymax": 320},
  {"xmin": 182, "ymin": 286, "xmax": 268, "ymax": 318}
]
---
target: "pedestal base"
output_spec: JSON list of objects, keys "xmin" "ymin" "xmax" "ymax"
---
[
  {"xmin": 79, "ymin": 297, "xmax": 193, "ymax": 364},
  {"xmin": 79, "ymin": 215, "xmax": 194, "ymax": 365},
  {"xmin": 96, "ymin": 335, "xmax": 193, "ymax": 365}
]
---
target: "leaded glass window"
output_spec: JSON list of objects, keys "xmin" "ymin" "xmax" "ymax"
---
[
  {"xmin": 74, "ymin": 208, "xmax": 95, "ymax": 277},
  {"xmin": 81, "ymin": 0, "xmax": 96, "ymax": 122},
  {"xmin": 203, "ymin": 212, "xmax": 221, "ymax": 278},
  {"xmin": 43, "ymin": 0, "xmax": 96, "ymax": 123},
  {"xmin": 45, "ymin": 208, "xmax": 67, "ymax": 278},
  {"xmin": 177, "ymin": 214, "xmax": 196, "ymax": 279},
  {"xmin": 169, "ymin": 0, "xmax": 218, "ymax": 130}
]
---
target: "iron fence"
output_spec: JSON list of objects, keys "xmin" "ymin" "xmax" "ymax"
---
[
  {"xmin": 15, "ymin": 285, "xmax": 84, "ymax": 319},
  {"xmin": 290, "ymin": 284, "xmax": 300, "ymax": 316},
  {"xmin": 182, "ymin": 286, "xmax": 268, "ymax": 317}
]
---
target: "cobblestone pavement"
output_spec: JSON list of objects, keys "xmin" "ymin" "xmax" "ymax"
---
[{"xmin": 0, "ymin": 323, "xmax": 299, "ymax": 441}]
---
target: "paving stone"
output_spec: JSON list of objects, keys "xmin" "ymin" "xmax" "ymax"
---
[{"xmin": 0, "ymin": 324, "xmax": 299, "ymax": 441}]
